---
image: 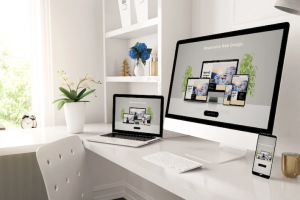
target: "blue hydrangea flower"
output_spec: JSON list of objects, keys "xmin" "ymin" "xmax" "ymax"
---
[
  {"xmin": 128, "ymin": 49, "xmax": 137, "ymax": 60},
  {"xmin": 136, "ymin": 43, "xmax": 147, "ymax": 52},
  {"xmin": 141, "ymin": 51, "xmax": 150, "ymax": 61}
]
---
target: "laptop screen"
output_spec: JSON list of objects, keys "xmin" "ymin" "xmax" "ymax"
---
[{"xmin": 113, "ymin": 95, "xmax": 163, "ymax": 137}]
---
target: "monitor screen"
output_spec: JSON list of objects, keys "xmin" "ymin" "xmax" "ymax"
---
[
  {"xmin": 166, "ymin": 23, "xmax": 289, "ymax": 134},
  {"xmin": 113, "ymin": 95, "xmax": 163, "ymax": 136}
]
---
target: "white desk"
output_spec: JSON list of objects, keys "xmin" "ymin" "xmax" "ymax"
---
[
  {"xmin": 1, "ymin": 123, "xmax": 300, "ymax": 200},
  {"xmin": 0, "ymin": 123, "xmax": 111, "ymax": 156}
]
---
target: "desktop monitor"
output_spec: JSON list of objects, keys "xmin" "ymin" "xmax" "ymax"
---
[{"xmin": 164, "ymin": 23, "xmax": 289, "ymax": 163}]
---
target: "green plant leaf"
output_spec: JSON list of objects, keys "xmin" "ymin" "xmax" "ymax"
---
[
  {"xmin": 131, "ymin": 47, "xmax": 137, "ymax": 51},
  {"xmin": 181, "ymin": 66, "xmax": 193, "ymax": 93},
  {"xmin": 78, "ymin": 101, "xmax": 90, "ymax": 102},
  {"xmin": 135, "ymin": 42, "xmax": 139, "ymax": 46},
  {"xmin": 239, "ymin": 53, "xmax": 257, "ymax": 98},
  {"xmin": 52, "ymin": 98, "xmax": 69, "ymax": 104},
  {"xmin": 59, "ymin": 87, "xmax": 73, "ymax": 99},
  {"xmin": 64, "ymin": 100, "xmax": 75, "ymax": 103},
  {"xmin": 57, "ymin": 101, "xmax": 65, "ymax": 110},
  {"xmin": 142, "ymin": 60, "xmax": 146, "ymax": 65},
  {"xmin": 60, "ymin": 94, "xmax": 67, "ymax": 97},
  {"xmin": 79, "ymin": 89, "xmax": 96, "ymax": 99},
  {"xmin": 146, "ymin": 107, "xmax": 153, "ymax": 122},
  {"xmin": 136, "ymin": 54, "xmax": 141, "ymax": 59},
  {"xmin": 120, "ymin": 108, "xmax": 125, "ymax": 119},
  {"xmin": 147, "ymin": 49, "xmax": 152, "ymax": 54},
  {"xmin": 70, "ymin": 90, "xmax": 77, "ymax": 99},
  {"xmin": 77, "ymin": 89, "xmax": 86, "ymax": 99}
]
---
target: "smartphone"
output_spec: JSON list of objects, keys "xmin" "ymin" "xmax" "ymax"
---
[
  {"xmin": 252, "ymin": 133, "xmax": 277, "ymax": 179},
  {"xmin": 223, "ymin": 85, "xmax": 232, "ymax": 105}
]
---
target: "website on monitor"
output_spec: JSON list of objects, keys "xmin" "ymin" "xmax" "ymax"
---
[
  {"xmin": 168, "ymin": 29, "xmax": 284, "ymax": 129},
  {"xmin": 115, "ymin": 97, "xmax": 161, "ymax": 135}
]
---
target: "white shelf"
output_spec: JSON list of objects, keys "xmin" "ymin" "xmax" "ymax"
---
[
  {"xmin": 106, "ymin": 76, "xmax": 160, "ymax": 83},
  {"xmin": 105, "ymin": 18, "xmax": 159, "ymax": 40}
]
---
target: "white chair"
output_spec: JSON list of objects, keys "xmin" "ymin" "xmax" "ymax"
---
[{"xmin": 36, "ymin": 136, "xmax": 93, "ymax": 200}]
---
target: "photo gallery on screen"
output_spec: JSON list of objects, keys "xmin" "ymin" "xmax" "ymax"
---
[
  {"xmin": 256, "ymin": 151, "xmax": 273, "ymax": 162},
  {"xmin": 123, "ymin": 108, "xmax": 151, "ymax": 126},
  {"xmin": 184, "ymin": 59, "xmax": 249, "ymax": 106}
]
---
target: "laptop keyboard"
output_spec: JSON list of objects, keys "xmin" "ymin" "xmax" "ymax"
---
[{"xmin": 101, "ymin": 133, "xmax": 156, "ymax": 141}]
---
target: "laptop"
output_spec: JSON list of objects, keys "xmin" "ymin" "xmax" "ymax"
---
[{"xmin": 86, "ymin": 94, "xmax": 164, "ymax": 147}]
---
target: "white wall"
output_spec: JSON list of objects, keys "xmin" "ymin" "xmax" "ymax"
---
[
  {"xmin": 160, "ymin": 0, "xmax": 193, "ymax": 137},
  {"xmin": 192, "ymin": 0, "xmax": 300, "ymax": 156},
  {"xmin": 50, "ymin": 0, "xmax": 104, "ymax": 126}
]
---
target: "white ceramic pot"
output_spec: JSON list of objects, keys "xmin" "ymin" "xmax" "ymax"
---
[
  {"xmin": 134, "ymin": 60, "xmax": 145, "ymax": 76},
  {"xmin": 64, "ymin": 102, "xmax": 86, "ymax": 134}
]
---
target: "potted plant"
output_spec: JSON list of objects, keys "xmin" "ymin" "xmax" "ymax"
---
[
  {"xmin": 181, "ymin": 66, "xmax": 193, "ymax": 98},
  {"xmin": 128, "ymin": 42, "xmax": 152, "ymax": 76},
  {"xmin": 53, "ymin": 70, "xmax": 102, "ymax": 134}
]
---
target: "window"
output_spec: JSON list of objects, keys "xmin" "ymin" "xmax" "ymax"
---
[{"xmin": 0, "ymin": 0, "xmax": 33, "ymax": 128}]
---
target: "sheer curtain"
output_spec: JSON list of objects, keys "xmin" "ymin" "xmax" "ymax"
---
[{"xmin": 29, "ymin": 0, "xmax": 54, "ymax": 127}]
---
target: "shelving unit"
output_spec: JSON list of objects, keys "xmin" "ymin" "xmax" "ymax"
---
[
  {"xmin": 105, "ymin": 17, "xmax": 159, "ymax": 40},
  {"xmin": 106, "ymin": 76, "xmax": 160, "ymax": 83},
  {"xmin": 102, "ymin": 0, "xmax": 192, "ymax": 125}
]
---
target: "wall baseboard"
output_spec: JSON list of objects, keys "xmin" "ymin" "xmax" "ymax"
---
[
  {"xmin": 93, "ymin": 181, "xmax": 154, "ymax": 200},
  {"xmin": 124, "ymin": 182, "xmax": 155, "ymax": 200}
]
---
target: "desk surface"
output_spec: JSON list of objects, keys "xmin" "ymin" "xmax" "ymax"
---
[
  {"xmin": 1, "ymin": 123, "xmax": 299, "ymax": 200},
  {"xmin": 0, "ymin": 123, "xmax": 111, "ymax": 156}
]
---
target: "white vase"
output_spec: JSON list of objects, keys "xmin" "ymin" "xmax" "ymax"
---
[
  {"xmin": 64, "ymin": 102, "xmax": 86, "ymax": 134},
  {"xmin": 134, "ymin": 60, "xmax": 145, "ymax": 76}
]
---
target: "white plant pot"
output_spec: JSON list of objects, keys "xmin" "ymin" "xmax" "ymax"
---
[
  {"xmin": 64, "ymin": 102, "xmax": 86, "ymax": 134},
  {"xmin": 134, "ymin": 60, "xmax": 145, "ymax": 76}
]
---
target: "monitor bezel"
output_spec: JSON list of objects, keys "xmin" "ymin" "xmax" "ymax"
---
[
  {"xmin": 113, "ymin": 94, "xmax": 164, "ymax": 137},
  {"xmin": 165, "ymin": 22, "xmax": 289, "ymax": 135}
]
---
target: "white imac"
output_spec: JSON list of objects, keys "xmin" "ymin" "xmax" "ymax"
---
[{"xmin": 164, "ymin": 22, "xmax": 290, "ymax": 164}]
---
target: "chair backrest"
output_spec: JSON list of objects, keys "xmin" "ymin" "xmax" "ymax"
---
[{"xmin": 36, "ymin": 136, "xmax": 93, "ymax": 200}]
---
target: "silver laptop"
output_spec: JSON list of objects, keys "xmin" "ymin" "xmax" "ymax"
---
[{"xmin": 86, "ymin": 94, "xmax": 164, "ymax": 147}]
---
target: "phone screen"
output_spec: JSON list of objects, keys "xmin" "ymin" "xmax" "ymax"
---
[
  {"xmin": 252, "ymin": 134, "xmax": 277, "ymax": 179},
  {"xmin": 223, "ymin": 85, "xmax": 232, "ymax": 105}
]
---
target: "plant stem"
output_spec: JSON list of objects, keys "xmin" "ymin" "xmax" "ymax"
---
[
  {"xmin": 76, "ymin": 78, "xmax": 86, "ymax": 92},
  {"xmin": 62, "ymin": 77, "xmax": 71, "ymax": 91}
]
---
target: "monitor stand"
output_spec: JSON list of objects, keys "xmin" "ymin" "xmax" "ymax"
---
[
  {"xmin": 208, "ymin": 96, "xmax": 223, "ymax": 104},
  {"xmin": 185, "ymin": 143, "xmax": 248, "ymax": 164}
]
